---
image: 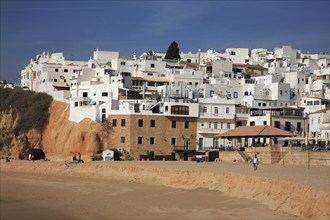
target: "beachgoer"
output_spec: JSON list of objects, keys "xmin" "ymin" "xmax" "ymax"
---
[
  {"xmin": 77, "ymin": 152, "xmax": 84, "ymax": 163},
  {"xmin": 72, "ymin": 153, "xmax": 76, "ymax": 161},
  {"xmin": 28, "ymin": 153, "xmax": 32, "ymax": 161},
  {"xmin": 64, "ymin": 161, "xmax": 69, "ymax": 168},
  {"xmin": 253, "ymin": 154, "xmax": 259, "ymax": 171},
  {"xmin": 5, "ymin": 156, "xmax": 10, "ymax": 162}
]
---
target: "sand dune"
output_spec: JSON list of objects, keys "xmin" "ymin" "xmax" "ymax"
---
[{"xmin": 1, "ymin": 160, "xmax": 329, "ymax": 219}]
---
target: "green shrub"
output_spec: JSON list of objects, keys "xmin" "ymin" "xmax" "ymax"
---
[
  {"xmin": 0, "ymin": 87, "xmax": 53, "ymax": 134},
  {"xmin": 91, "ymin": 154, "xmax": 103, "ymax": 161}
]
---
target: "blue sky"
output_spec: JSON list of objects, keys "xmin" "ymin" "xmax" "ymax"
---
[{"xmin": 1, "ymin": 0, "xmax": 329, "ymax": 83}]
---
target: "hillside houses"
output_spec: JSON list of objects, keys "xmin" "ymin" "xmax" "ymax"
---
[{"xmin": 20, "ymin": 45, "xmax": 330, "ymax": 160}]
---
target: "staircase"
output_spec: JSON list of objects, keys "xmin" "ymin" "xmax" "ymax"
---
[{"xmin": 237, "ymin": 151, "xmax": 249, "ymax": 162}]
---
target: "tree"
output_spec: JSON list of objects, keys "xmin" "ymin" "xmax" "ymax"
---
[{"xmin": 165, "ymin": 41, "xmax": 180, "ymax": 60}]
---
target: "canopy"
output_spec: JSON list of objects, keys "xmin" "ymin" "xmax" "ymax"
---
[{"xmin": 216, "ymin": 125, "xmax": 296, "ymax": 138}]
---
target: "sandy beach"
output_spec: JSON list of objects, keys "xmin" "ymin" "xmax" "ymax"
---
[{"xmin": 1, "ymin": 160, "xmax": 329, "ymax": 219}]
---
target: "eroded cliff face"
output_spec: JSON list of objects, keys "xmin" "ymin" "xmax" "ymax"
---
[
  {"xmin": 42, "ymin": 101, "xmax": 111, "ymax": 160},
  {"xmin": 0, "ymin": 109, "xmax": 42, "ymax": 159},
  {"xmin": 0, "ymin": 100, "xmax": 111, "ymax": 160}
]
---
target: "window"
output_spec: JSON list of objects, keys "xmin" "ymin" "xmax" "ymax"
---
[
  {"xmin": 234, "ymin": 92, "xmax": 238, "ymax": 98},
  {"xmin": 226, "ymin": 107, "xmax": 229, "ymax": 114},
  {"xmin": 55, "ymin": 68, "xmax": 59, "ymax": 72},
  {"xmin": 210, "ymin": 90, "xmax": 214, "ymax": 97},
  {"xmin": 172, "ymin": 121, "xmax": 176, "ymax": 128},
  {"xmin": 121, "ymin": 119, "xmax": 126, "ymax": 127},
  {"xmin": 285, "ymin": 122, "xmax": 291, "ymax": 131},
  {"xmin": 274, "ymin": 121, "xmax": 280, "ymax": 129},
  {"xmin": 138, "ymin": 119, "xmax": 143, "ymax": 127},
  {"xmin": 297, "ymin": 122, "xmax": 301, "ymax": 131},
  {"xmin": 150, "ymin": 63, "xmax": 155, "ymax": 68},
  {"xmin": 198, "ymin": 138, "xmax": 203, "ymax": 148},
  {"xmin": 203, "ymin": 107, "xmax": 207, "ymax": 113},
  {"xmin": 250, "ymin": 121, "xmax": 255, "ymax": 126},
  {"xmin": 214, "ymin": 107, "xmax": 218, "ymax": 115},
  {"xmin": 120, "ymin": 61, "xmax": 126, "ymax": 66},
  {"xmin": 138, "ymin": 137, "xmax": 142, "ymax": 144},
  {"xmin": 230, "ymin": 51, "xmax": 236, "ymax": 55},
  {"xmin": 64, "ymin": 69, "xmax": 68, "ymax": 73},
  {"xmin": 307, "ymin": 101, "xmax": 313, "ymax": 106},
  {"xmin": 150, "ymin": 120, "xmax": 155, "ymax": 127},
  {"xmin": 102, "ymin": 108, "xmax": 106, "ymax": 113},
  {"xmin": 227, "ymin": 123, "xmax": 230, "ymax": 129},
  {"xmin": 102, "ymin": 92, "xmax": 108, "ymax": 97},
  {"xmin": 74, "ymin": 102, "xmax": 78, "ymax": 107},
  {"xmin": 263, "ymin": 121, "xmax": 267, "ymax": 125},
  {"xmin": 314, "ymin": 101, "xmax": 320, "ymax": 105},
  {"xmin": 214, "ymin": 122, "xmax": 218, "ymax": 129},
  {"xmin": 120, "ymin": 137, "xmax": 125, "ymax": 144},
  {"xmin": 150, "ymin": 137, "xmax": 154, "ymax": 145},
  {"xmin": 112, "ymin": 119, "xmax": 117, "ymax": 127},
  {"xmin": 171, "ymin": 138, "xmax": 176, "ymax": 145},
  {"xmin": 184, "ymin": 121, "xmax": 189, "ymax": 129},
  {"xmin": 171, "ymin": 105, "xmax": 189, "ymax": 115},
  {"xmin": 280, "ymin": 90, "xmax": 283, "ymax": 95}
]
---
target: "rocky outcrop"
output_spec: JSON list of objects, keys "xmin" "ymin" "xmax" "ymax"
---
[
  {"xmin": 0, "ymin": 109, "xmax": 42, "ymax": 159},
  {"xmin": 0, "ymin": 100, "xmax": 111, "ymax": 161},
  {"xmin": 42, "ymin": 101, "xmax": 111, "ymax": 160}
]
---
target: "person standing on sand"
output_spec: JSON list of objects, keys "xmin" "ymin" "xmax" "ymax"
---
[{"xmin": 253, "ymin": 154, "xmax": 259, "ymax": 171}]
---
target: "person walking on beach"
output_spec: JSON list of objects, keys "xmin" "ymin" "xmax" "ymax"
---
[{"xmin": 253, "ymin": 154, "xmax": 259, "ymax": 171}]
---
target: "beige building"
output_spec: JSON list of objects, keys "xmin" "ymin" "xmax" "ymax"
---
[{"xmin": 107, "ymin": 114, "xmax": 197, "ymax": 160}]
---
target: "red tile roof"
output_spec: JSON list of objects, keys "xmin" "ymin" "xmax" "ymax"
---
[{"xmin": 217, "ymin": 125, "xmax": 295, "ymax": 137}]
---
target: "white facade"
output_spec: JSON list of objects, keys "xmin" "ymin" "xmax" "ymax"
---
[
  {"xmin": 197, "ymin": 97, "xmax": 236, "ymax": 150},
  {"xmin": 242, "ymin": 75, "xmax": 290, "ymax": 108},
  {"xmin": 222, "ymin": 48, "xmax": 249, "ymax": 64},
  {"xmin": 210, "ymin": 59, "xmax": 233, "ymax": 78},
  {"xmin": 20, "ymin": 52, "xmax": 87, "ymax": 99},
  {"xmin": 308, "ymin": 108, "xmax": 330, "ymax": 142}
]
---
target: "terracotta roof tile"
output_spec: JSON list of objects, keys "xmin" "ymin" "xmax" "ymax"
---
[{"xmin": 217, "ymin": 125, "xmax": 295, "ymax": 137}]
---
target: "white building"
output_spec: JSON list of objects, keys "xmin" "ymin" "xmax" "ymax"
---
[
  {"xmin": 308, "ymin": 108, "xmax": 330, "ymax": 143},
  {"xmin": 241, "ymin": 75, "xmax": 290, "ymax": 108},
  {"xmin": 20, "ymin": 52, "xmax": 87, "ymax": 99},
  {"xmin": 197, "ymin": 96, "xmax": 237, "ymax": 150},
  {"xmin": 222, "ymin": 48, "xmax": 249, "ymax": 64}
]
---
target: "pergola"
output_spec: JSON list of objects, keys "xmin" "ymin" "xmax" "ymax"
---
[{"xmin": 216, "ymin": 125, "xmax": 296, "ymax": 148}]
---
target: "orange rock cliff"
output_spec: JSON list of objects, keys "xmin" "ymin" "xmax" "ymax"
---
[{"xmin": 0, "ymin": 100, "xmax": 111, "ymax": 161}]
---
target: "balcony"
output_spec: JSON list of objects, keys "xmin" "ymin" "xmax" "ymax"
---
[
  {"xmin": 172, "ymin": 146, "xmax": 194, "ymax": 151},
  {"xmin": 199, "ymin": 113, "xmax": 235, "ymax": 120},
  {"xmin": 198, "ymin": 127, "xmax": 229, "ymax": 134}
]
